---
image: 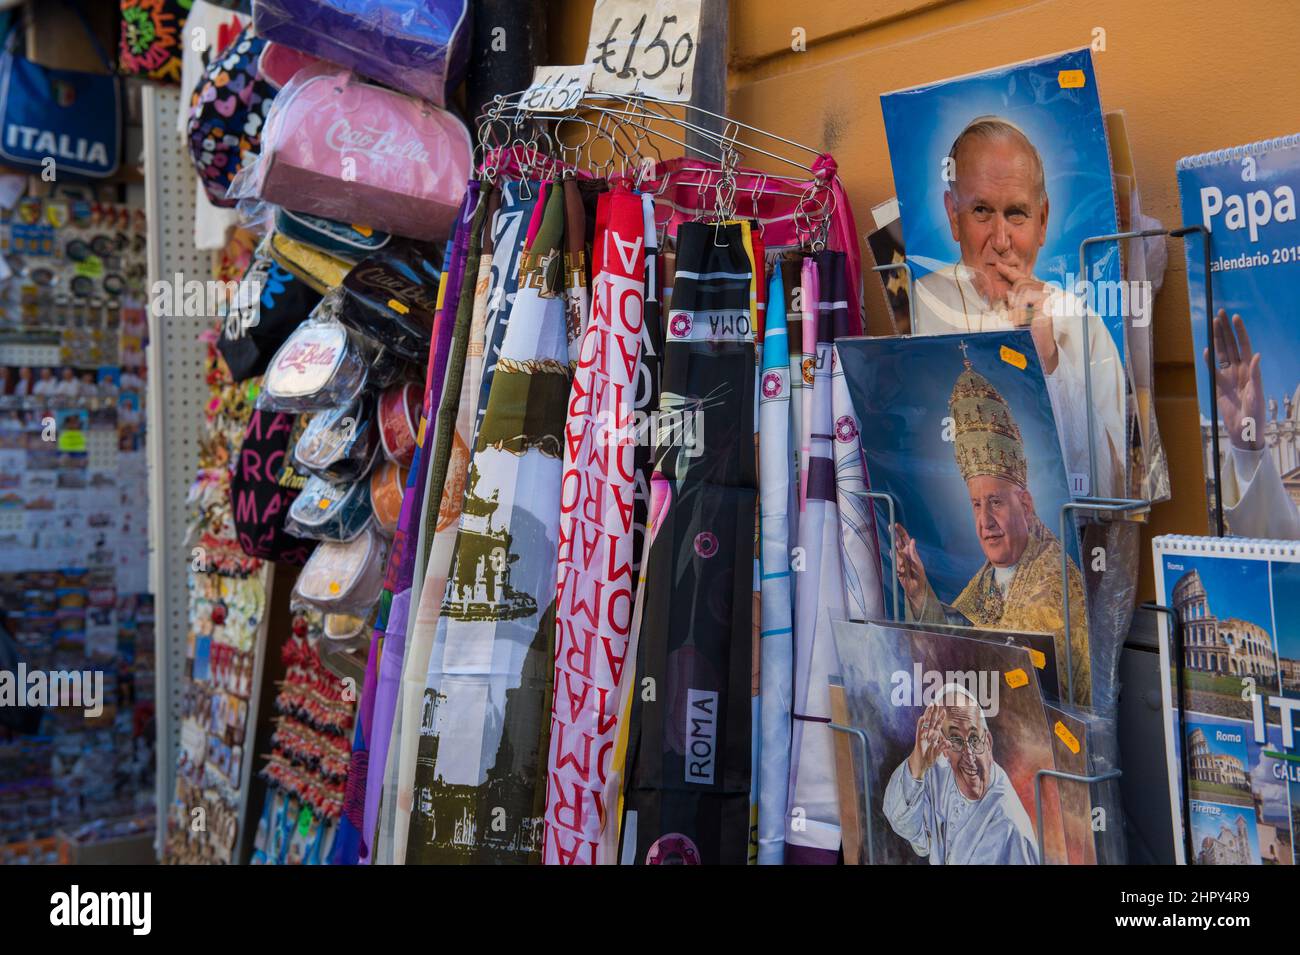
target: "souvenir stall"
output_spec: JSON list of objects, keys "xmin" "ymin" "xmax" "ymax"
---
[
  {"xmin": 0, "ymin": 0, "xmax": 1296, "ymax": 883},
  {"xmin": 145, "ymin": 13, "xmax": 1145, "ymax": 864}
]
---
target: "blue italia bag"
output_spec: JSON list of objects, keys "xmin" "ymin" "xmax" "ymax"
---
[{"xmin": 0, "ymin": 12, "xmax": 121, "ymax": 179}]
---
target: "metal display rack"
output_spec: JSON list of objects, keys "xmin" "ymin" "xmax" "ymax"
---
[
  {"xmin": 142, "ymin": 86, "xmax": 275, "ymax": 861},
  {"xmin": 831, "ymin": 225, "xmax": 1220, "ymax": 864},
  {"xmin": 142, "ymin": 85, "xmax": 210, "ymax": 854}
]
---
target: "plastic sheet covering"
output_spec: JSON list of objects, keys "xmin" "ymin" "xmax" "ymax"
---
[{"xmin": 252, "ymin": 0, "xmax": 471, "ymax": 107}]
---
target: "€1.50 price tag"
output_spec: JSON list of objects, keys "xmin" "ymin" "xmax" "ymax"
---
[
  {"xmin": 520, "ymin": 65, "xmax": 594, "ymax": 113},
  {"xmin": 585, "ymin": 0, "xmax": 701, "ymax": 102}
]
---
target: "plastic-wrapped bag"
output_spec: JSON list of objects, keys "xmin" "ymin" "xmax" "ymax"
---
[
  {"xmin": 293, "ymin": 526, "xmax": 389, "ymax": 614},
  {"xmin": 275, "ymin": 206, "xmax": 392, "ymax": 261},
  {"xmin": 338, "ymin": 242, "xmax": 442, "ymax": 362},
  {"xmin": 322, "ymin": 609, "xmax": 373, "ymax": 646},
  {"xmin": 261, "ymin": 309, "xmax": 368, "ymax": 413},
  {"xmin": 216, "ymin": 255, "xmax": 322, "ymax": 382},
  {"xmin": 227, "ymin": 62, "xmax": 470, "ymax": 241},
  {"xmin": 186, "ymin": 25, "xmax": 275, "ymax": 208},
  {"xmin": 292, "ymin": 394, "xmax": 378, "ymax": 483},
  {"xmin": 268, "ymin": 231, "xmax": 354, "ymax": 294},
  {"xmin": 230, "ymin": 410, "xmax": 316, "ymax": 565},
  {"xmin": 286, "ymin": 473, "xmax": 374, "ymax": 542},
  {"xmin": 377, "ymin": 381, "xmax": 421, "ymax": 467},
  {"xmin": 368, "ymin": 345, "xmax": 422, "ymax": 390},
  {"xmin": 251, "ymin": 0, "xmax": 471, "ymax": 108},
  {"xmin": 369, "ymin": 459, "xmax": 407, "ymax": 535}
]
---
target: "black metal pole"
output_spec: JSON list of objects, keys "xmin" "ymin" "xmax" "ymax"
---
[
  {"xmin": 466, "ymin": 0, "xmax": 548, "ymax": 129},
  {"xmin": 1144, "ymin": 601, "xmax": 1195, "ymax": 865},
  {"xmin": 685, "ymin": 0, "xmax": 729, "ymax": 158}
]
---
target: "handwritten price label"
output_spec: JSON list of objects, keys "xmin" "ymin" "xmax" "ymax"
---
[
  {"xmin": 585, "ymin": 0, "xmax": 701, "ymax": 102},
  {"xmin": 520, "ymin": 65, "xmax": 593, "ymax": 113}
]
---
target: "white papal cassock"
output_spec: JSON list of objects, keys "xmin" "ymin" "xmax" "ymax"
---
[
  {"xmin": 1221, "ymin": 445, "xmax": 1300, "ymax": 539},
  {"xmin": 883, "ymin": 756, "xmax": 1040, "ymax": 865}
]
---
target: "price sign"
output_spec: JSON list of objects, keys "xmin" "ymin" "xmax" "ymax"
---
[
  {"xmin": 584, "ymin": 0, "xmax": 701, "ymax": 102},
  {"xmin": 520, "ymin": 65, "xmax": 593, "ymax": 113}
]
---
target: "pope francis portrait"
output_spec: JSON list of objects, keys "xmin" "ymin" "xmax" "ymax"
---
[
  {"xmin": 913, "ymin": 115, "xmax": 1126, "ymax": 499},
  {"xmin": 882, "ymin": 683, "xmax": 1040, "ymax": 864},
  {"xmin": 894, "ymin": 352, "xmax": 1091, "ymax": 704}
]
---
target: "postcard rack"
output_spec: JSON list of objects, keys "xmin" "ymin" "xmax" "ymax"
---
[
  {"xmin": 837, "ymin": 225, "xmax": 1219, "ymax": 863},
  {"xmin": 827, "ymin": 721, "xmax": 877, "ymax": 865}
]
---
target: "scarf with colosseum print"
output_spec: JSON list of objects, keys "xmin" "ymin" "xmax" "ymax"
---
[
  {"xmin": 618, "ymin": 221, "xmax": 757, "ymax": 866},
  {"xmin": 543, "ymin": 185, "xmax": 644, "ymax": 864},
  {"xmin": 406, "ymin": 183, "xmax": 572, "ymax": 864},
  {"xmin": 331, "ymin": 184, "xmax": 480, "ymax": 865},
  {"xmin": 390, "ymin": 187, "xmax": 501, "ymax": 865},
  {"xmin": 362, "ymin": 185, "xmax": 493, "ymax": 863}
]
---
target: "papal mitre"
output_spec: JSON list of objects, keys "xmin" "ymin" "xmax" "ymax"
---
[{"xmin": 949, "ymin": 348, "xmax": 1028, "ymax": 489}]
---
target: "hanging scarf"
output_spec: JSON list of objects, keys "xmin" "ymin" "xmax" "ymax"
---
[
  {"xmin": 798, "ymin": 257, "xmax": 818, "ymax": 509},
  {"xmin": 783, "ymin": 254, "xmax": 805, "ymax": 526},
  {"xmin": 830, "ymin": 338, "xmax": 886, "ymax": 625},
  {"xmin": 786, "ymin": 251, "xmax": 849, "ymax": 864},
  {"xmin": 390, "ymin": 187, "xmax": 500, "ymax": 864},
  {"xmin": 746, "ymin": 224, "xmax": 765, "ymax": 865},
  {"xmin": 543, "ymin": 185, "xmax": 643, "ymax": 864},
  {"xmin": 472, "ymin": 181, "xmax": 542, "ymax": 446},
  {"xmin": 406, "ymin": 183, "xmax": 572, "ymax": 864},
  {"xmin": 331, "ymin": 185, "xmax": 478, "ymax": 865},
  {"xmin": 361, "ymin": 186, "xmax": 491, "ymax": 862},
  {"xmin": 633, "ymin": 193, "xmax": 664, "ymax": 580},
  {"xmin": 757, "ymin": 262, "xmax": 794, "ymax": 864},
  {"xmin": 619, "ymin": 221, "xmax": 757, "ymax": 866}
]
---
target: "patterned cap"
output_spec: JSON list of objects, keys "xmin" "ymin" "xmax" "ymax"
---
[{"xmin": 949, "ymin": 348, "xmax": 1027, "ymax": 489}]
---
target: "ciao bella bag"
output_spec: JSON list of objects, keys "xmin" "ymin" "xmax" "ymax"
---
[
  {"xmin": 230, "ymin": 409, "xmax": 316, "ymax": 565},
  {"xmin": 0, "ymin": 14, "xmax": 121, "ymax": 178},
  {"xmin": 229, "ymin": 63, "xmax": 470, "ymax": 241},
  {"xmin": 217, "ymin": 256, "xmax": 323, "ymax": 382}
]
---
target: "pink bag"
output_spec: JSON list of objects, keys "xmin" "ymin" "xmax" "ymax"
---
[{"xmin": 230, "ymin": 64, "xmax": 470, "ymax": 241}]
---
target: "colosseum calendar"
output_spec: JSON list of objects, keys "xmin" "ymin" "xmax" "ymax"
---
[{"xmin": 1153, "ymin": 536, "xmax": 1300, "ymax": 864}]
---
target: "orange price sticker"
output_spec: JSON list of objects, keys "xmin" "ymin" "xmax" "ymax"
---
[
  {"xmin": 318, "ymin": 498, "xmax": 332, "ymax": 509},
  {"xmin": 1058, "ymin": 69, "xmax": 1086, "ymax": 89},
  {"xmin": 1028, "ymin": 648, "xmax": 1046, "ymax": 670},
  {"xmin": 387, "ymin": 298, "xmax": 410, "ymax": 315},
  {"xmin": 1004, "ymin": 668, "xmax": 1029, "ymax": 689},
  {"xmin": 1000, "ymin": 345, "xmax": 1027, "ymax": 369},
  {"xmin": 1055, "ymin": 720, "xmax": 1081, "ymax": 754}
]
